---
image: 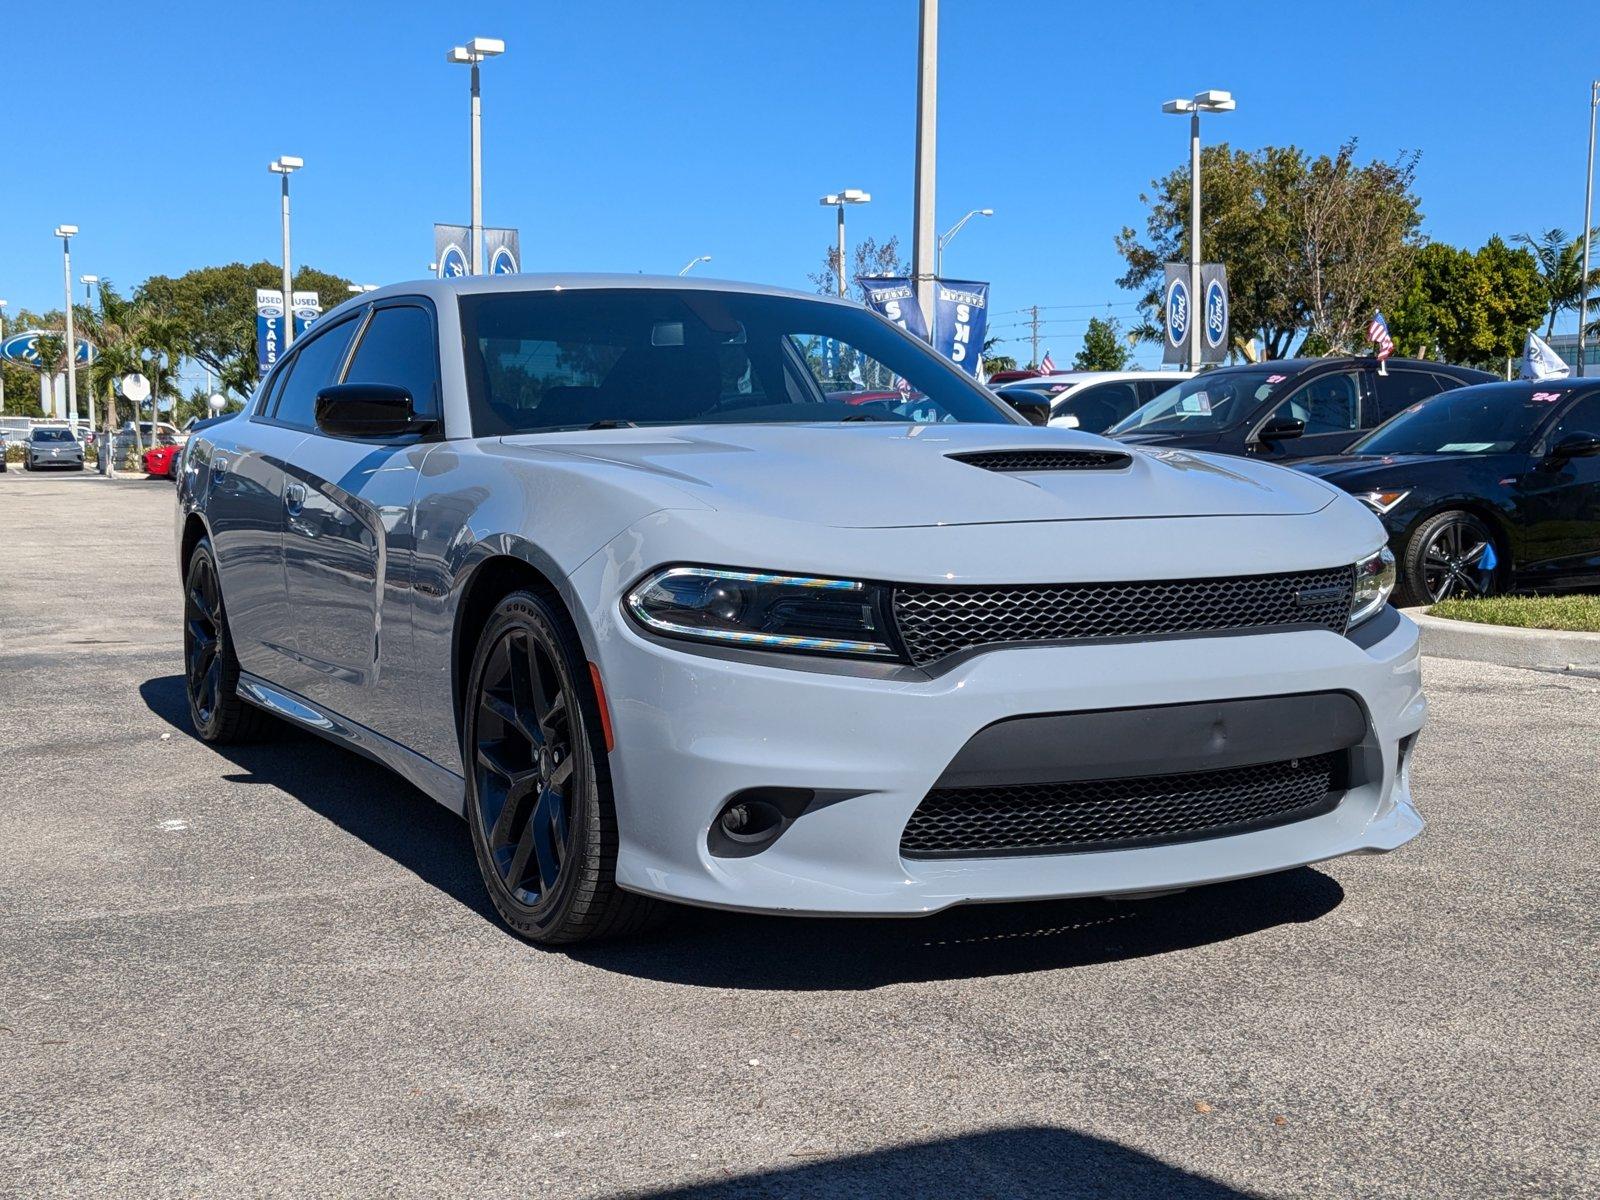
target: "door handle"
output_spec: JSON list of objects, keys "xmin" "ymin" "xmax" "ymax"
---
[{"xmin": 284, "ymin": 482, "xmax": 306, "ymax": 516}]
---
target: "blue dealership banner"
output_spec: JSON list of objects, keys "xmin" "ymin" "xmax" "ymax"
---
[
  {"xmin": 292, "ymin": 290, "xmax": 323, "ymax": 338},
  {"xmin": 256, "ymin": 288, "xmax": 285, "ymax": 377},
  {"xmin": 856, "ymin": 277, "xmax": 930, "ymax": 342},
  {"xmin": 931, "ymin": 280, "xmax": 989, "ymax": 377}
]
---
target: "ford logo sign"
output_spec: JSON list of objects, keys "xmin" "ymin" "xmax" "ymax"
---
[
  {"xmin": 438, "ymin": 244, "xmax": 469, "ymax": 278},
  {"xmin": 1204, "ymin": 278, "xmax": 1228, "ymax": 350},
  {"xmin": 1165, "ymin": 278, "xmax": 1189, "ymax": 348},
  {"xmin": 489, "ymin": 245, "xmax": 518, "ymax": 275}
]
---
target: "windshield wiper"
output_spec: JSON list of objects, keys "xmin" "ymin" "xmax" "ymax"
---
[{"xmin": 586, "ymin": 418, "xmax": 638, "ymax": 430}]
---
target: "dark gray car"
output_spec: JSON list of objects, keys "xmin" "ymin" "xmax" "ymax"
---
[{"xmin": 23, "ymin": 427, "xmax": 85, "ymax": 471}]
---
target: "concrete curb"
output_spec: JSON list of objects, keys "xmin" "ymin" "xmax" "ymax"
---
[{"xmin": 1402, "ymin": 606, "xmax": 1600, "ymax": 674}]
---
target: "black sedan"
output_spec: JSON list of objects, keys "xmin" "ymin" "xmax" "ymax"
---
[
  {"xmin": 1108, "ymin": 356, "xmax": 1495, "ymax": 463},
  {"xmin": 1295, "ymin": 379, "xmax": 1600, "ymax": 605}
]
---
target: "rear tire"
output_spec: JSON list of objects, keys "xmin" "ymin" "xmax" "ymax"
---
[
  {"xmin": 1396, "ymin": 510, "xmax": 1502, "ymax": 607},
  {"xmin": 183, "ymin": 539, "xmax": 275, "ymax": 743},
  {"xmin": 463, "ymin": 590, "xmax": 659, "ymax": 945}
]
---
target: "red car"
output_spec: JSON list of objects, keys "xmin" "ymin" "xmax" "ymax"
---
[{"xmin": 143, "ymin": 443, "xmax": 181, "ymax": 479}]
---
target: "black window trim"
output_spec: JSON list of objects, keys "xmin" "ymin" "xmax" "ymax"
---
[
  {"xmin": 248, "ymin": 310, "xmax": 368, "ymax": 434},
  {"xmin": 333, "ymin": 295, "xmax": 445, "ymax": 444}
]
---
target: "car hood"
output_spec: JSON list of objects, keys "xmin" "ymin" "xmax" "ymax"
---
[
  {"xmin": 499, "ymin": 423, "xmax": 1336, "ymax": 529},
  {"xmin": 1294, "ymin": 452, "xmax": 1517, "ymax": 489}
]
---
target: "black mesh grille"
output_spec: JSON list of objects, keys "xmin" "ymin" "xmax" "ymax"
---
[
  {"xmin": 947, "ymin": 449, "xmax": 1132, "ymax": 472},
  {"xmin": 900, "ymin": 754, "xmax": 1340, "ymax": 858},
  {"xmin": 892, "ymin": 567, "xmax": 1354, "ymax": 667}
]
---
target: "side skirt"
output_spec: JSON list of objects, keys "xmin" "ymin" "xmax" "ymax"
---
[{"xmin": 236, "ymin": 672, "xmax": 466, "ymax": 816}]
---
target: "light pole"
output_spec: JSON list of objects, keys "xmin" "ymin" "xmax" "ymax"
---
[
  {"xmin": 0, "ymin": 299, "xmax": 7, "ymax": 414},
  {"xmin": 911, "ymin": 0, "xmax": 938, "ymax": 330},
  {"xmin": 269, "ymin": 157, "xmax": 303, "ymax": 347},
  {"xmin": 80, "ymin": 274, "xmax": 99, "ymax": 307},
  {"xmin": 1579, "ymin": 79, "xmax": 1598, "ymax": 377},
  {"xmin": 678, "ymin": 255, "xmax": 711, "ymax": 276},
  {"xmin": 1161, "ymin": 89, "xmax": 1236, "ymax": 371},
  {"xmin": 55, "ymin": 225, "xmax": 79, "ymax": 424},
  {"xmin": 447, "ymin": 36, "xmax": 505, "ymax": 275},
  {"xmin": 936, "ymin": 208, "xmax": 993, "ymax": 278},
  {"xmin": 819, "ymin": 190, "xmax": 871, "ymax": 297}
]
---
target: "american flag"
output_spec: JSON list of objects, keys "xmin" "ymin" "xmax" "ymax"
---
[
  {"xmin": 1039, "ymin": 349, "xmax": 1056, "ymax": 373},
  {"xmin": 1367, "ymin": 312, "xmax": 1394, "ymax": 361}
]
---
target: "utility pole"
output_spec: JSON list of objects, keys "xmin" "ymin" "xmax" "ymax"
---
[
  {"xmin": 1028, "ymin": 305, "xmax": 1041, "ymax": 369},
  {"xmin": 1579, "ymin": 79, "xmax": 1598, "ymax": 378},
  {"xmin": 911, "ymin": 0, "xmax": 938, "ymax": 331}
]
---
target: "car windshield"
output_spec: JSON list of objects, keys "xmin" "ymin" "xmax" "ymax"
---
[
  {"xmin": 460, "ymin": 288, "xmax": 1014, "ymax": 435},
  {"xmin": 31, "ymin": 428, "xmax": 75, "ymax": 442},
  {"xmin": 1109, "ymin": 369, "xmax": 1286, "ymax": 434},
  {"xmin": 1351, "ymin": 383, "xmax": 1560, "ymax": 456}
]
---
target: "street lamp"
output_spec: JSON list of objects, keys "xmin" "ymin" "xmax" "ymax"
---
[
  {"xmin": 55, "ymin": 225, "xmax": 80, "ymax": 424},
  {"xmin": 347, "ymin": 284, "xmax": 378, "ymax": 294},
  {"xmin": 819, "ymin": 189, "xmax": 871, "ymax": 298},
  {"xmin": 80, "ymin": 274, "xmax": 99, "ymax": 307},
  {"xmin": 1161, "ymin": 89, "xmax": 1235, "ymax": 371},
  {"xmin": 269, "ymin": 156, "xmax": 304, "ymax": 347},
  {"xmin": 447, "ymin": 36, "xmax": 505, "ymax": 275},
  {"xmin": 678, "ymin": 255, "xmax": 711, "ymax": 276},
  {"xmin": 0, "ymin": 299, "xmax": 8, "ymax": 414},
  {"xmin": 936, "ymin": 208, "xmax": 993, "ymax": 278}
]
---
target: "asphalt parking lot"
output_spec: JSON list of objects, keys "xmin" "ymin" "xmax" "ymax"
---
[{"xmin": 1, "ymin": 470, "xmax": 1596, "ymax": 1199}]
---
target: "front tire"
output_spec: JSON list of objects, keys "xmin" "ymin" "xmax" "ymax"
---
[
  {"xmin": 183, "ymin": 539, "xmax": 274, "ymax": 743},
  {"xmin": 463, "ymin": 590, "xmax": 658, "ymax": 945},
  {"xmin": 1396, "ymin": 510, "xmax": 1502, "ymax": 606}
]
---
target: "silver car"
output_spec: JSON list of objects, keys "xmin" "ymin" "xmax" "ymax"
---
[
  {"xmin": 23, "ymin": 426, "xmax": 85, "ymax": 470},
  {"xmin": 176, "ymin": 275, "xmax": 1423, "ymax": 945}
]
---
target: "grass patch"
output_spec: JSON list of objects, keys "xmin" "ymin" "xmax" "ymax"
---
[{"xmin": 1429, "ymin": 594, "xmax": 1600, "ymax": 633}]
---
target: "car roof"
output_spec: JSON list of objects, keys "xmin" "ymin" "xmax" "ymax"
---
[
  {"xmin": 1204, "ymin": 356, "xmax": 1484, "ymax": 376},
  {"xmin": 314, "ymin": 273, "xmax": 855, "ymax": 324}
]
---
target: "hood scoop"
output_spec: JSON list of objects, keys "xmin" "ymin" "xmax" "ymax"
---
[{"xmin": 948, "ymin": 448, "xmax": 1133, "ymax": 473}]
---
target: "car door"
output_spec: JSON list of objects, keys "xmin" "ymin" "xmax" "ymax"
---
[
  {"xmin": 201, "ymin": 356, "xmax": 312, "ymax": 678},
  {"xmin": 1515, "ymin": 393, "xmax": 1600, "ymax": 586},
  {"xmin": 279, "ymin": 299, "xmax": 443, "ymax": 735},
  {"xmin": 1250, "ymin": 368, "xmax": 1364, "ymax": 461}
]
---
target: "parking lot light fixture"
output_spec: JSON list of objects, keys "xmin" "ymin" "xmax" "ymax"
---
[
  {"xmin": 0, "ymin": 299, "xmax": 7, "ymax": 413},
  {"xmin": 1162, "ymin": 89, "xmax": 1235, "ymax": 370},
  {"xmin": 448, "ymin": 36, "xmax": 505, "ymax": 275},
  {"xmin": 819, "ymin": 190, "xmax": 872, "ymax": 298},
  {"xmin": 936, "ymin": 208, "xmax": 994, "ymax": 278},
  {"xmin": 269, "ymin": 157, "xmax": 303, "ymax": 348},
  {"xmin": 79, "ymin": 274, "xmax": 99, "ymax": 307},
  {"xmin": 55, "ymin": 226, "xmax": 80, "ymax": 424},
  {"xmin": 678, "ymin": 255, "xmax": 711, "ymax": 276}
]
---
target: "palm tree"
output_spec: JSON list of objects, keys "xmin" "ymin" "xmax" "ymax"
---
[
  {"xmin": 31, "ymin": 332, "xmax": 68, "ymax": 418},
  {"xmin": 1513, "ymin": 228, "xmax": 1600, "ymax": 338}
]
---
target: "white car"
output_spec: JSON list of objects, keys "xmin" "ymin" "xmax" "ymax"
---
[
  {"xmin": 997, "ymin": 371, "xmax": 1193, "ymax": 433},
  {"xmin": 177, "ymin": 275, "xmax": 1423, "ymax": 945}
]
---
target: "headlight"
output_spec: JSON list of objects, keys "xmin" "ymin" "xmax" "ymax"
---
[
  {"xmin": 625, "ymin": 566, "xmax": 899, "ymax": 659},
  {"xmin": 1349, "ymin": 547, "xmax": 1397, "ymax": 628},
  {"xmin": 1354, "ymin": 488, "xmax": 1411, "ymax": 514}
]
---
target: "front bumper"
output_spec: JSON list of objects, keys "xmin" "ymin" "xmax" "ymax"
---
[{"xmin": 587, "ymin": 584, "xmax": 1426, "ymax": 916}]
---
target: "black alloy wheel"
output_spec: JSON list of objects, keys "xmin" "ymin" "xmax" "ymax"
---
[
  {"xmin": 182, "ymin": 540, "xmax": 273, "ymax": 743},
  {"xmin": 464, "ymin": 591, "xmax": 657, "ymax": 945},
  {"xmin": 1399, "ymin": 510, "xmax": 1501, "ymax": 607}
]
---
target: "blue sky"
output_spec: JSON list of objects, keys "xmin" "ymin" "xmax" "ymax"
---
[{"xmin": 4, "ymin": 0, "xmax": 1599, "ymax": 373}]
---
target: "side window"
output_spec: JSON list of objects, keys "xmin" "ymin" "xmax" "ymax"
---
[
  {"xmin": 1270, "ymin": 371, "xmax": 1360, "ymax": 435},
  {"xmin": 1372, "ymin": 369, "xmax": 1445, "ymax": 423},
  {"xmin": 1549, "ymin": 395, "xmax": 1600, "ymax": 441},
  {"xmin": 270, "ymin": 318, "xmax": 360, "ymax": 429},
  {"xmin": 343, "ymin": 305, "xmax": 440, "ymax": 418},
  {"xmin": 253, "ymin": 360, "xmax": 291, "ymax": 417},
  {"xmin": 1059, "ymin": 380, "xmax": 1140, "ymax": 430},
  {"xmin": 1430, "ymin": 373, "xmax": 1468, "ymax": 396}
]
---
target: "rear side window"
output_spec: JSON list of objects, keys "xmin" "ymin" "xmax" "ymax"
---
[
  {"xmin": 271, "ymin": 318, "xmax": 360, "ymax": 429},
  {"xmin": 1271, "ymin": 371, "xmax": 1361, "ymax": 435},
  {"xmin": 344, "ymin": 305, "xmax": 440, "ymax": 418},
  {"xmin": 1373, "ymin": 369, "xmax": 1446, "ymax": 422}
]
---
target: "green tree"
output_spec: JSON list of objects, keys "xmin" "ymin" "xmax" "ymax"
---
[
  {"xmin": 1512, "ymin": 227, "xmax": 1600, "ymax": 337},
  {"xmin": 135, "ymin": 261, "xmax": 353, "ymax": 396},
  {"xmin": 30, "ymin": 332, "xmax": 68, "ymax": 418},
  {"xmin": 1073, "ymin": 316, "xmax": 1131, "ymax": 371},
  {"xmin": 1387, "ymin": 237, "xmax": 1545, "ymax": 368}
]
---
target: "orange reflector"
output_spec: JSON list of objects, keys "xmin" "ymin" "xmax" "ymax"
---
[{"xmin": 588, "ymin": 662, "xmax": 615, "ymax": 752}]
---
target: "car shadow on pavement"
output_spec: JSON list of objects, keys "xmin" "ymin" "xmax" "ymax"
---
[
  {"xmin": 629, "ymin": 1126, "xmax": 1259, "ymax": 1199},
  {"xmin": 142, "ymin": 673, "xmax": 1343, "ymax": 990}
]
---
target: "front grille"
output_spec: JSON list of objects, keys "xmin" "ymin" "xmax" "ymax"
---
[
  {"xmin": 900, "ymin": 753, "xmax": 1340, "ymax": 858},
  {"xmin": 891, "ymin": 566, "xmax": 1354, "ymax": 667},
  {"xmin": 947, "ymin": 449, "xmax": 1131, "ymax": 472}
]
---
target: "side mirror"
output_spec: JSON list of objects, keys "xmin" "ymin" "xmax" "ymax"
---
[
  {"xmin": 1548, "ymin": 431, "xmax": 1600, "ymax": 461},
  {"xmin": 1257, "ymin": 415, "xmax": 1305, "ymax": 442},
  {"xmin": 314, "ymin": 384, "xmax": 433, "ymax": 438},
  {"xmin": 999, "ymin": 392, "xmax": 1051, "ymax": 427}
]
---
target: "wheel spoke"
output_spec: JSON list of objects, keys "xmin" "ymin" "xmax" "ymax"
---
[
  {"xmin": 480, "ymin": 691, "xmax": 539, "ymax": 748},
  {"xmin": 529, "ymin": 788, "xmax": 563, "ymax": 891},
  {"xmin": 1435, "ymin": 573, "xmax": 1456, "ymax": 600},
  {"xmin": 505, "ymin": 822, "xmax": 538, "ymax": 892},
  {"xmin": 1460, "ymin": 541, "xmax": 1488, "ymax": 566}
]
